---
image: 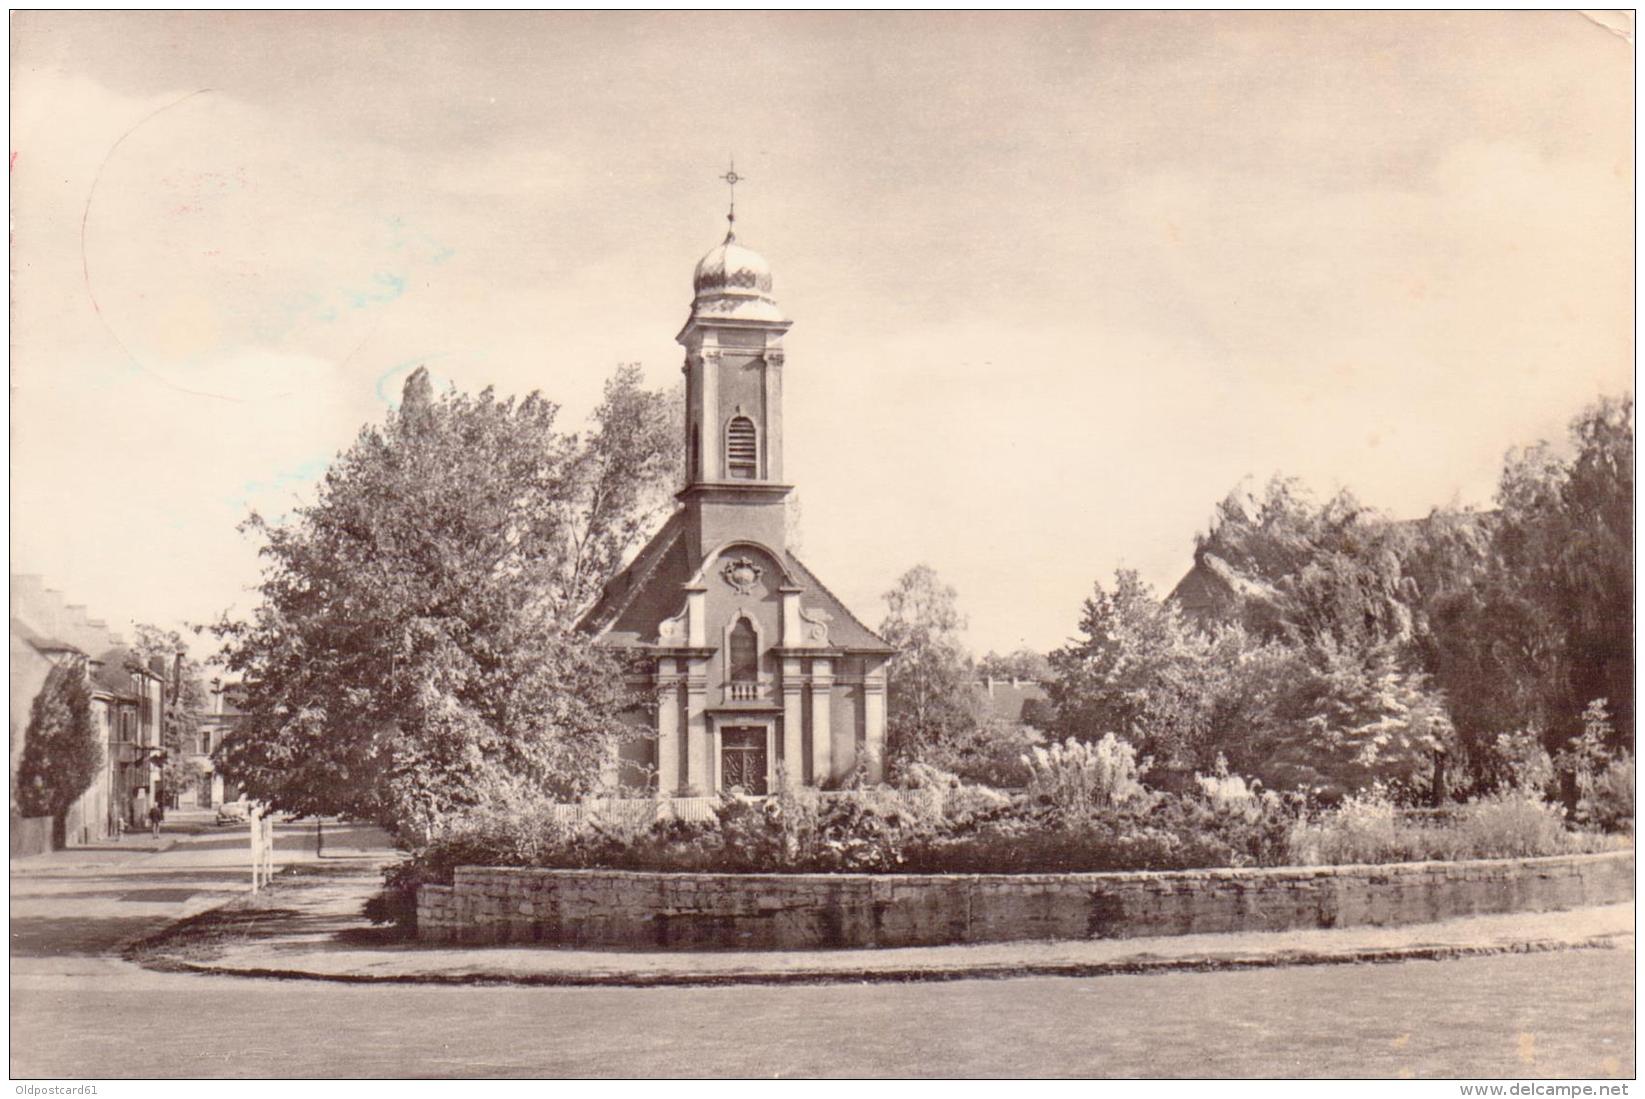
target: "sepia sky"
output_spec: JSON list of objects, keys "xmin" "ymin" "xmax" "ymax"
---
[{"xmin": 9, "ymin": 11, "xmax": 1634, "ymax": 658}]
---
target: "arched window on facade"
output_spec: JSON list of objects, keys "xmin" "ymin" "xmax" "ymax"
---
[
  {"xmin": 728, "ymin": 618, "xmax": 758, "ymax": 683},
  {"xmin": 726, "ymin": 416, "xmax": 758, "ymax": 480}
]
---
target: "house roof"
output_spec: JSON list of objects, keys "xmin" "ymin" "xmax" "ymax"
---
[
  {"xmin": 975, "ymin": 679, "xmax": 1050, "ymax": 725},
  {"xmin": 1167, "ymin": 509, "xmax": 1500, "ymax": 624},
  {"xmin": 580, "ymin": 511, "xmax": 689, "ymax": 640},
  {"xmin": 10, "ymin": 573, "xmax": 124, "ymax": 655},
  {"xmin": 88, "ymin": 646, "xmax": 160, "ymax": 701},
  {"xmin": 10, "ymin": 617, "xmax": 85, "ymax": 657}
]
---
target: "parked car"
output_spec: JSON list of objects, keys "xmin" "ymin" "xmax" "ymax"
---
[{"xmin": 215, "ymin": 800, "xmax": 251, "ymax": 825}]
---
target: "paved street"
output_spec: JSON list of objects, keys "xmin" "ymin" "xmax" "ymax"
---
[{"xmin": 11, "ymin": 821, "xmax": 1636, "ymax": 1079}]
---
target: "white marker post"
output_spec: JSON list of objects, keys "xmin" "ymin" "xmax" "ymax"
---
[{"xmin": 249, "ymin": 805, "xmax": 262, "ymax": 893}]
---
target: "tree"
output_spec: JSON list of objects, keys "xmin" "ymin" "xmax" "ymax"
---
[
  {"xmin": 1047, "ymin": 570, "xmax": 1220, "ymax": 770},
  {"xmin": 1191, "ymin": 477, "xmax": 1414, "ymax": 649},
  {"xmin": 15, "ymin": 663, "xmax": 102, "ymax": 827},
  {"xmin": 1254, "ymin": 640, "xmax": 1454, "ymax": 799},
  {"xmin": 130, "ymin": 624, "xmax": 211, "ymax": 802},
  {"xmin": 976, "ymin": 648, "xmax": 1052, "ymax": 682},
  {"xmin": 879, "ymin": 565, "xmax": 988, "ymax": 769},
  {"xmin": 1408, "ymin": 395, "xmax": 1633, "ymax": 778},
  {"xmin": 1047, "ymin": 569, "xmax": 1449, "ymax": 797},
  {"xmin": 1494, "ymin": 395, "xmax": 1633, "ymax": 753},
  {"xmin": 215, "ymin": 366, "xmax": 667, "ymax": 840},
  {"xmin": 547, "ymin": 364, "xmax": 683, "ymax": 626}
]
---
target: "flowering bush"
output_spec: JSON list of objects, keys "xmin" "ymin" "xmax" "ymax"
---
[
  {"xmin": 1580, "ymin": 756, "xmax": 1635, "ymax": 834},
  {"xmin": 1493, "ymin": 729, "xmax": 1555, "ymax": 797},
  {"xmin": 1023, "ymin": 734, "xmax": 1150, "ymax": 820},
  {"xmin": 1286, "ymin": 786, "xmax": 1618, "ymax": 866},
  {"xmin": 895, "ymin": 762, "xmax": 1014, "ymax": 830},
  {"xmin": 374, "ymin": 755, "xmax": 1621, "ymax": 927},
  {"xmin": 1453, "ymin": 791, "xmax": 1572, "ymax": 858}
]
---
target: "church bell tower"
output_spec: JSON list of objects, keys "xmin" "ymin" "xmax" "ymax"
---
[
  {"xmin": 579, "ymin": 165, "xmax": 892, "ymax": 796},
  {"xmin": 674, "ymin": 167, "xmax": 792, "ymax": 561}
]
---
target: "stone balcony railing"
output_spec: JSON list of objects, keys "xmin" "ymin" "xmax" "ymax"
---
[{"xmin": 724, "ymin": 680, "xmax": 766, "ymax": 702}]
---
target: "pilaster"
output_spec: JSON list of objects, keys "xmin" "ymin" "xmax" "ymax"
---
[
  {"xmin": 779, "ymin": 586, "xmax": 804, "ymax": 646},
  {"xmin": 863, "ymin": 660, "xmax": 887, "ymax": 785},
  {"xmin": 700, "ymin": 348, "xmax": 720, "ymax": 480},
  {"xmin": 782, "ymin": 656, "xmax": 805, "ymax": 789},
  {"xmin": 763, "ymin": 348, "xmax": 784, "ymax": 482},
  {"xmin": 685, "ymin": 586, "xmax": 707, "ymax": 648},
  {"xmin": 685, "ymin": 658, "xmax": 709, "ymax": 794},
  {"xmin": 656, "ymin": 657, "xmax": 681, "ymax": 795},
  {"xmin": 810, "ymin": 657, "xmax": 833, "ymax": 787}
]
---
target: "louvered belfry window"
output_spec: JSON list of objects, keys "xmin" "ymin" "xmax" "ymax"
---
[{"xmin": 726, "ymin": 416, "xmax": 758, "ymax": 479}]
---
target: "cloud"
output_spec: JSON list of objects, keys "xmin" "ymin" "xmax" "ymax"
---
[{"xmin": 10, "ymin": 14, "xmax": 1633, "ymax": 656}]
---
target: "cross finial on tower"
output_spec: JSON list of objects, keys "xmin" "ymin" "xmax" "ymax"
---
[{"xmin": 720, "ymin": 157, "xmax": 742, "ymax": 242}]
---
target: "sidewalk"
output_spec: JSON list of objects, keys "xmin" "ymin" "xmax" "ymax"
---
[
  {"xmin": 135, "ymin": 857, "xmax": 1635, "ymax": 988},
  {"xmin": 11, "ymin": 814, "xmax": 387, "ymax": 975}
]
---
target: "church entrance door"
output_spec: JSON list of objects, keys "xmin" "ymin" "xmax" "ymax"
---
[{"xmin": 720, "ymin": 726, "xmax": 768, "ymax": 795}]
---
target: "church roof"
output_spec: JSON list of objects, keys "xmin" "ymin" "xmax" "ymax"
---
[
  {"xmin": 779, "ymin": 551, "xmax": 893, "ymax": 653},
  {"xmin": 688, "ymin": 233, "xmax": 786, "ymax": 325},
  {"xmin": 579, "ymin": 511, "xmax": 690, "ymax": 642},
  {"xmin": 578, "ymin": 512, "xmax": 892, "ymax": 654}
]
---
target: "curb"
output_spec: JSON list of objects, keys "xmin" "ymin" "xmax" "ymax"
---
[
  {"xmin": 120, "ymin": 865, "xmax": 299, "ymax": 959},
  {"xmin": 138, "ymin": 930, "xmax": 1631, "ymax": 989}
]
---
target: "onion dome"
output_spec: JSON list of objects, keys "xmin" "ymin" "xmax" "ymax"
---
[{"xmin": 690, "ymin": 232, "xmax": 786, "ymax": 324}]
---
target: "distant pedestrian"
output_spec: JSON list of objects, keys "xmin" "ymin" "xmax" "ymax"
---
[{"xmin": 148, "ymin": 804, "xmax": 164, "ymax": 838}]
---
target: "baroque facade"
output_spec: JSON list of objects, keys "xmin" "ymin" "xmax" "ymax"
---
[{"xmin": 579, "ymin": 224, "xmax": 892, "ymax": 795}]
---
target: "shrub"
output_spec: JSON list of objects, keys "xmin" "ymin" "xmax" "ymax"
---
[
  {"xmin": 1023, "ymin": 734, "xmax": 1150, "ymax": 820},
  {"xmin": 1555, "ymin": 703, "xmax": 1634, "ymax": 833},
  {"xmin": 1286, "ymin": 787, "xmax": 1415, "ymax": 866},
  {"xmin": 1287, "ymin": 785, "xmax": 1617, "ymax": 866},
  {"xmin": 1453, "ymin": 791, "xmax": 1572, "ymax": 858},
  {"xmin": 1492, "ymin": 728, "xmax": 1555, "ymax": 797},
  {"xmin": 894, "ymin": 762, "xmax": 1013, "ymax": 831},
  {"xmin": 1578, "ymin": 755, "xmax": 1634, "ymax": 834},
  {"xmin": 379, "ymin": 754, "xmax": 1619, "ymax": 909},
  {"xmin": 903, "ymin": 717, "xmax": 1040, "ymax": 788}
]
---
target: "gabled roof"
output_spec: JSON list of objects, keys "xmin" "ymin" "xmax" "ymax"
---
[
  {"xmin": 1167, "ymin": 508, "xmax": 1500, "ymax": 625},
  {"xmin": 578, "ymin": 512, "xmax": 892, "ymax": 654},
  {"xmin": 89, "ymin": 646, "xmax": 159, "ymax": 700},
  {"xmin": 578, "ymin": 511, "xmax": 689, "ymax": 643},
  {"xmin": 782, "ymin": 552, "xmax": 893, "ymax": 653},
  {"xmin": 10, "ymin": 617, "xmax": 85, "ymax": 657}
]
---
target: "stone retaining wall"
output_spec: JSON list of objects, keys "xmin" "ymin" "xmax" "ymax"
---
[{"xmin": 416, "ymin": 850, "xmax": 1634, "ymax": 950}]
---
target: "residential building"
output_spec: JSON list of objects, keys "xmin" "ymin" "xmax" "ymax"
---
[
  {"xmin": 190, "ymin": 682, "xmax": 246, "ymax": 808},
  {"xmin": 11, "ymin": 574, "xmax": 177, "ymax": 846},
  {"xmin": 90, "ymin": 646, "xmax": 168, "ymax": 829},
  {"xmin": 976, "ymin": 677, "xmax": 1052, "ymax": 730}
]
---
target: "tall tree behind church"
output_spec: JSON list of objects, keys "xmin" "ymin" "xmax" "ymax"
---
[
  {"xmin": 549, "ymin": 363, "xmax": 683, "ymax": 626},
  {"xmin": 878, "ymin": 565, "xmax": 986, "ymax": 768}
]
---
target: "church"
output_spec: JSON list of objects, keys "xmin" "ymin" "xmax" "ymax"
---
[{"xmin": 579, "ymin": 203, "xmax": 893, "ymax": 796}]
